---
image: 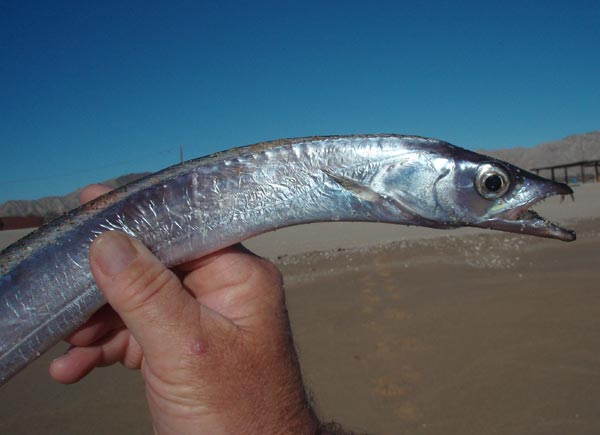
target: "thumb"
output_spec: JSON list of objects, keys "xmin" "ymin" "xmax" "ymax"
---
[{"xmin": 89, "ymin": 231, "xmax": 200, "ymax": 360}]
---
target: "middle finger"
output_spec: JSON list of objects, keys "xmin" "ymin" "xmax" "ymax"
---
[{"xmin": 66, "ymin": 304, "xmax": 125, "ymax": 346}]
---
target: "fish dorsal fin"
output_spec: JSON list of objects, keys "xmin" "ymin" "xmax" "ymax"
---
[{"xmin": 321, "ymin": 168, "xmax": 383, "ymax": 202}]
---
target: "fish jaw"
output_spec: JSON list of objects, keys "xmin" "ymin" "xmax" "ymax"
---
[{"xmin": 473, "ymin": 180, "xmax": 576, "ymax": 241}]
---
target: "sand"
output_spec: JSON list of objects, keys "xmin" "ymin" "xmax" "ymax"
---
[{"xmin": 0, "ymin": 183, "xmax": 599, "ymax": 434}]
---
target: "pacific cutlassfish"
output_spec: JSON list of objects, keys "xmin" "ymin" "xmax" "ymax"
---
[{"xmin": 0, "ymin": 134, "xmax": 575, "ymax": 386}]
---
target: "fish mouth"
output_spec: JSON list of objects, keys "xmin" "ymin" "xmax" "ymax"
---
[{"xmin": 475, "ymin": 182, "xmax": 576, "ymax": 242}]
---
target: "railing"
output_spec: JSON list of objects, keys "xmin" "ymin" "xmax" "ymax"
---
[{"xmin": 532, "ymin": 160, "xmax": 600, "ymax": 185}]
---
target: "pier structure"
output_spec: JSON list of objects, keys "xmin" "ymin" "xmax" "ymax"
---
[{"xmin": 532, "ymin": 160, "xmax": 600, "ymax": 185}]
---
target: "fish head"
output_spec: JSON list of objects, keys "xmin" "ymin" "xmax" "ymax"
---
[
  {"xmin": 324, "ymin": 136, "xmax": 575, "ymax": 241},
  {"xmin": 438, "ymin": 151, "xmax": 576, "ymax": 241}
]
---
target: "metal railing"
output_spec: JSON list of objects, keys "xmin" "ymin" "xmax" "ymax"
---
[{"xmin": 532, "ymin": 160, "xmax": 600, "ymax": 184}]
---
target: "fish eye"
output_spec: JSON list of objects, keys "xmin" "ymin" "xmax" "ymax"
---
[{"xmin": 475, "ymin": 164, "xmax": 510, "ymax": 199}]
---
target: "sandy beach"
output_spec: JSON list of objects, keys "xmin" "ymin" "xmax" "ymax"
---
[{"xmin": 0, "ymin": 183, "xmax": 599, "ymax": 434}]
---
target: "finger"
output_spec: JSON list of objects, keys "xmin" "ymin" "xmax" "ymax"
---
[
  {"xmin": 175, "ymin": 244, "xmax": 253, "ymax": 273},
  {"xmin": 89, "ymin": 231, "xmax": 210, "ymax": 360},
  {"xmin": 66, "ymin": 305, "xmax": 124, "ymax": 346},
  {"xmin": 182, "ymin": 248, "xmax": 278, "ymax": 298},
  {"xmin": 49, "ymin": 329, "xmax": 141, "ymax": 384},
  {"xmin": 80, "ymin": 184, "xmax": 111, "ymax": 204},
  {"xmin": 182, "ymin": 248, "xmax": 284, "ymax": 327}
]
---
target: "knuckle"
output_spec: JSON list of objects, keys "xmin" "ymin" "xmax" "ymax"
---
[
  {"xmin": 255, "ymin": 258, "xmax": 283, "ymax": 285},
  {"xmin": 227, "ymin": 255, "xmax": 283, "ymax": 288},
  {"xmin": 122, "ymin": 336, "xmax": 144, "ymax": 369},
  {"xmin": 117, "ymin": 261, "xmax": 179, "ymax": 313}
]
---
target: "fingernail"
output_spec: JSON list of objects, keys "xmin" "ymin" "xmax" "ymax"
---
[{"xmin": 93, "ymin": 232, "xmax": 138, "ymax": 276}]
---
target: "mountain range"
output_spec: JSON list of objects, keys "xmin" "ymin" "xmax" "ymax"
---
[
  {"xmin": 480, "ymin": 130, "xmax": 600, "ymax": 170},
  {"xmin": 0, "ymin": 173, "xmax": 149, "ymax": 220}
]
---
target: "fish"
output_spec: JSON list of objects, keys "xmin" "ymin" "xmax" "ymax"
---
[{"xmin": 0, "ymin": 134, "xmax": 575, "ymax": 386}]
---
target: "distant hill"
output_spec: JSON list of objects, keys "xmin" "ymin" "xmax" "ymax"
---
[
  {"xmin": 0, "ymin": 173, "xmax": 150, "ymax": 221},
  {"xmin": 479, "ymin": 131, "xmax": 600, "ymax": 170},
  {"xmin": 1, "ymin": 131, "xmax": 599, "ymax": 220}
]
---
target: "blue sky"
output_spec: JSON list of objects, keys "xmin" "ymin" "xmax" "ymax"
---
[{"xmin": 1, "ymin": 1, "xmax": 599, "ymax": 202}]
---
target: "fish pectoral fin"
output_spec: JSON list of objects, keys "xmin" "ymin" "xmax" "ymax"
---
[
  {"xmin": 322, "ymin": 167, "xmax": 412, "ymax": 210},
  {"xmin": 390, "ymin": 189, "xmax": 423, "ymax": 214},
  {"xmin": 322, "ymin": 168, "xmax": 441, "ymax": 226},
  {"xmin": 321, "ymin": 168, "xmax": 383, "ymax": 202}
]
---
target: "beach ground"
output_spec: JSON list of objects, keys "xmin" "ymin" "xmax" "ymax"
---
[{"xmin": 0, "ymin": 183, "xmax": 598, "ymax": 434}]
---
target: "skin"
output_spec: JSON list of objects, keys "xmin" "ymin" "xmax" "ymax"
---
[{"xmin": 49, "ymin": 185, "xmax": 330, "ymax": 434}]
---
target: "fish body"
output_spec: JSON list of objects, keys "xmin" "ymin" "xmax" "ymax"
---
[{"xmin": 0, "ymin": 134, "xmax": 574, "ymax": 385}]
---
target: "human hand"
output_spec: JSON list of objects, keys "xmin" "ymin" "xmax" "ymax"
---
[{"xmin": 49, "ymin": 184, "xmax": 320, "ymax": 434}]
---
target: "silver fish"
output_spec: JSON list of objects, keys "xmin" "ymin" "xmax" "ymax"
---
[{"xmin": 0, "ymin": 134, "xmax": 575, "ymax": 385}]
